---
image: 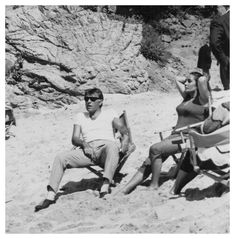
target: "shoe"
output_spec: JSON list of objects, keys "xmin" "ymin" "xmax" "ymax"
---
[
  {"xmin": 34, "ymin": 199, "xmax": 55, "ymax": 212},
  {"xmin": 99, "ymin": 187, "xmax": 111, "ymax": 198}
]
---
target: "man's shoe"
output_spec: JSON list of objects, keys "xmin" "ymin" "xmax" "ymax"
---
[
  {"xmin": 99, "ymin": 187, "xmax": 111, "ymax": 198},
  {"xmin": 34, "ymin": 199, "xmax": 55, "ymax": 212}
]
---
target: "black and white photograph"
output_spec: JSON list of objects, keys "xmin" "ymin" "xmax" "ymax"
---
[{"xmin": 4, "ymin": 1, "xmax": 231, "ymax": 234}]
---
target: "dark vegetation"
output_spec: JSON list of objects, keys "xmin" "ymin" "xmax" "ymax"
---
[{"xmin": 83, "ymin": 5, "xmax": 218, "ymax": 65}]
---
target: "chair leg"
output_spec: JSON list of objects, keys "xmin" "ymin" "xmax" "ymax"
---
[
  {"xmin": 173, "ymin": 151, "xmax": 187, "ymax": 179},
  {"xmin": 115, "ymin": 144, "xmax": 136, "ymax": 175},
  {"xmin": 201, "ymin": 171, "xmax": 230, "ymax": 186},
  {"xmin": 189, "ymin": 134, "xmax": 200, "ymax": 173},
  {"xmin": 86, "ymin": 166, "xmax": 103, "ymax": 178}
]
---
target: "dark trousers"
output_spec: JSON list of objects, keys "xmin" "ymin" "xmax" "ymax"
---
[{"xmin": 220, "ymin": 63, "xmax": 230, "ymax": 90}]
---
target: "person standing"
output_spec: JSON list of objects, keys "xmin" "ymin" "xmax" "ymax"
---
[{"xmin": 210, "ymin": 5, "xmax": 230, "ymax": 90}]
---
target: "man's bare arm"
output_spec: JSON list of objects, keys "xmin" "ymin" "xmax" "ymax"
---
[
  {"xmin": 72, "ymin": 124, "xmax": 87, "ymax": 148},
  {"xmin": 71, "ymin": 124, "xmax": 95, "ymax": 159}
]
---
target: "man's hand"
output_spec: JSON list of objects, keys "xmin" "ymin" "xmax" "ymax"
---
[
  {"xmin": 120, "ymin": 135, "xmax": 129, "ymax": 154},
  {"xmin": 83, "ymin": 143, "xmax": 96, "ymax": 161}
]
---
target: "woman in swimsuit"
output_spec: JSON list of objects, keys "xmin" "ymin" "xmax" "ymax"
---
[{"xmin": 120, "ymin": 71, "xmax": 210, "ymax": 194}]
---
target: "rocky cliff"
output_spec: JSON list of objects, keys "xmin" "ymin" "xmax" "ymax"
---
[{"xmin": 5, "ymin": 5, "xmax": 211, "ymax": 109}]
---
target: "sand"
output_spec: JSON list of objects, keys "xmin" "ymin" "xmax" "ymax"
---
[{"xmin": 5, "ymin": 86, "xmax": 230, "ymax": 233}]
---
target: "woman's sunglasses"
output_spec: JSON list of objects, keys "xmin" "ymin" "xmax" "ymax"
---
[{"xmin": 84, "ymin": 96, "xmax": 101, "ymax": 102}]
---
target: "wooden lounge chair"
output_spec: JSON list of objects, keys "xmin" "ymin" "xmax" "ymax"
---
[
  {"xmin": 155, "ymin": 121, "xmax": 204, "ymax": 178},
  {"xmin": 187, "ymin": 125, "xmax": 230, "ymax": 186},
  {"xmin": 73, "ymin": 110, "xmax": 136, "ymax": 182}
]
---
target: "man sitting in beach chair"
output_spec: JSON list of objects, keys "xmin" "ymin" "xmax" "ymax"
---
[
  {"xmin": 35, "ymin": 88, "xmax": 133, "ymax": 212},
  {"xmin": 172, "ymin": 101, "xmax": 230, "ymax": 195}
]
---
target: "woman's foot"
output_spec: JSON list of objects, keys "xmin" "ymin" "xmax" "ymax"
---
[{"xmin": 149, "ymin": 183, "xmax": 159, "ymax": 190}]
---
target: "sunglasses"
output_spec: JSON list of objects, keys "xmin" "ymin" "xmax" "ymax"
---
[
  {"xmin": 84, "ymin": 96, "xmax": 101, "ymax": 102},
  {"xmin": 185, "ymin": 78, "xmax": 193, "ymax": 83}
]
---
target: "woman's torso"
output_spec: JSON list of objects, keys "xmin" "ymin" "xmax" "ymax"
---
[{"xmin": 174, "ymin": 96, "xmax": 209, "ymax": 131}]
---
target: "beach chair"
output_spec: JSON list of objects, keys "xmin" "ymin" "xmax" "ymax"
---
[
  {"xmin": 186, "ymin": 125, "xmax": 230, "ymax": 186},
  {"xmin": 155, "ymin": 121, "xmax": 205, "ymax": 178},
  {"xmin": 5, "ymin": 106, "xmax": 16, "ymax": 139},
  {"xmin": 74, "ymin": 110, "xmax": 136, "ymax": 182}
]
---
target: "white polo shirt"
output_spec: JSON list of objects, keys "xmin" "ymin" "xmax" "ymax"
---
[{"xmin": 74, "ymin": 109, "xmax": 118, "ymax": 143}]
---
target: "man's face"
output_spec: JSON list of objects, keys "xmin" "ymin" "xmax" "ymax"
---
[{"xmin": 84, "ymin": 93, "xmax": 103, "ymax": 114}]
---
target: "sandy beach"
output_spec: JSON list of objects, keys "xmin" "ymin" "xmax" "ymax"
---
[{"xmin": 5, "ymin": 88, "xmax": 230, "ymax": 233}]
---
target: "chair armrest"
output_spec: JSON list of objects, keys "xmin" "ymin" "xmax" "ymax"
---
[
  {"xmin": 154, "ymin": 127, "xmax": 175, "ymax": 141},
  {"xmin": 154, "ymin": 127, "xmax": 175, "ymax": 135},
  {"xmin": 188, "ymin": 125, "xmax": 230, "ymax": 148},
  {"xmin": 174, "ymin": 121, "xmax": 204, "ymax": 133}
]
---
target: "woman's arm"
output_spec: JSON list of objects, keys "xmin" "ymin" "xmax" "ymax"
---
[
  {"xmin": 175, "ymin": 77, "xmax": 187, "ymax": 99},
  {"xmin": 198, "ymin": 76, "xmax": 210, "ymax": 105}
]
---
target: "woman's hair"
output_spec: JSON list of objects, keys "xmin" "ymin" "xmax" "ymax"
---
[
  {"xmin": 189, "ymin": 71, "xmax": 203, "ymax": 89},
  {"xmin": 189, "ymin": 71, "xmax": 203, "ymax": 81}
]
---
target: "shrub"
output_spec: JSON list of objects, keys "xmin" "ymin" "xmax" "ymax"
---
[{"xmin": 141, "ymin": 24, "xmax": 172, "ymax": 65}]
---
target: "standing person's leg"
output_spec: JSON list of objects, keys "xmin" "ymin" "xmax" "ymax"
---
[
  {"xmin": 220, "ymin": 64, "xmax": 230, "ymax": 90},
  {"xmin": 149, "ymin": 134, "xmax": 182, "ymax": 189},
  {"xmin": 35, "ymin": 148, "xmax": 93, "ymax": 212}
]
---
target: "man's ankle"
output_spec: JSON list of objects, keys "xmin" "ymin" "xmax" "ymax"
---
[
  {"xmin": 46, "ymin": 191, "xmax": 56, "ymax": 201},
  {"xmin": 46, "ymin": 186, "xmax": 56, "ymax": 200},
  {"xmin": 100, "ymin": 178, "xmax": 110, "ymax": 192},
  {"xmin": 103, "ymin": 178, "xmax": 110, "ymax": 184}
]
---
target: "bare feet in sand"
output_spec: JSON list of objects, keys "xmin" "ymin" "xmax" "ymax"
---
[{"xmin": 149, "ymin": 184, "xmax": 159, "ymax": 191}]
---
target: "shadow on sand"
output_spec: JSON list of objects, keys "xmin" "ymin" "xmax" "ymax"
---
[
  {"xmin": 184, "ymin": 182, "xmax": 229, "ymax": 201},
  {"xmin": 55, "ymin": 172, "xmax": 127, "ymax": 200}
]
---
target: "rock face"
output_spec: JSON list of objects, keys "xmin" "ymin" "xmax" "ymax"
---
[
  {"xmin": 6, "ymin": 5, "xmax": 149, "ymax": 108},
  {"xmin": 6, "ymin": 6, "xmax": 212, "ymax": 109}
]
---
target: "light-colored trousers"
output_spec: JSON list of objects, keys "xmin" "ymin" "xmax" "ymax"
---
[{"xmin": 48, "ymin": 140, "xmax": 119, "ymax": 192}]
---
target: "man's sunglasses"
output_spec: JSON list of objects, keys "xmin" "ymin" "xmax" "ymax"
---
[
  {"xmin": 84, "ymin": 96, "xmax": 101, "ymax": 102},
  {"xmin": 185, "ymin": 78, "xmax": 193, "ymax": 83}
]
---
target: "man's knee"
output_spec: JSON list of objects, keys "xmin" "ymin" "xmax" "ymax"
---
[
  {"xmin": 104, "ymin": 141, "xmax": 119, "ymax": 154},
  {"xmin": 54, "ymin": 152, "xmax": 69, "ymax": 168}
]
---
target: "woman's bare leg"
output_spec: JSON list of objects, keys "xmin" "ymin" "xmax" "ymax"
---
[
  {"xmin": 148, "ymin": 135, "xmax": 181, "ymax": 190},
  {"xmin": 149, "ymin": 158, "xmax": 162, "ymax": 190},
  {"xmin": 120, "ymin": 164, "xmax": 152, "ymax": 195}
]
